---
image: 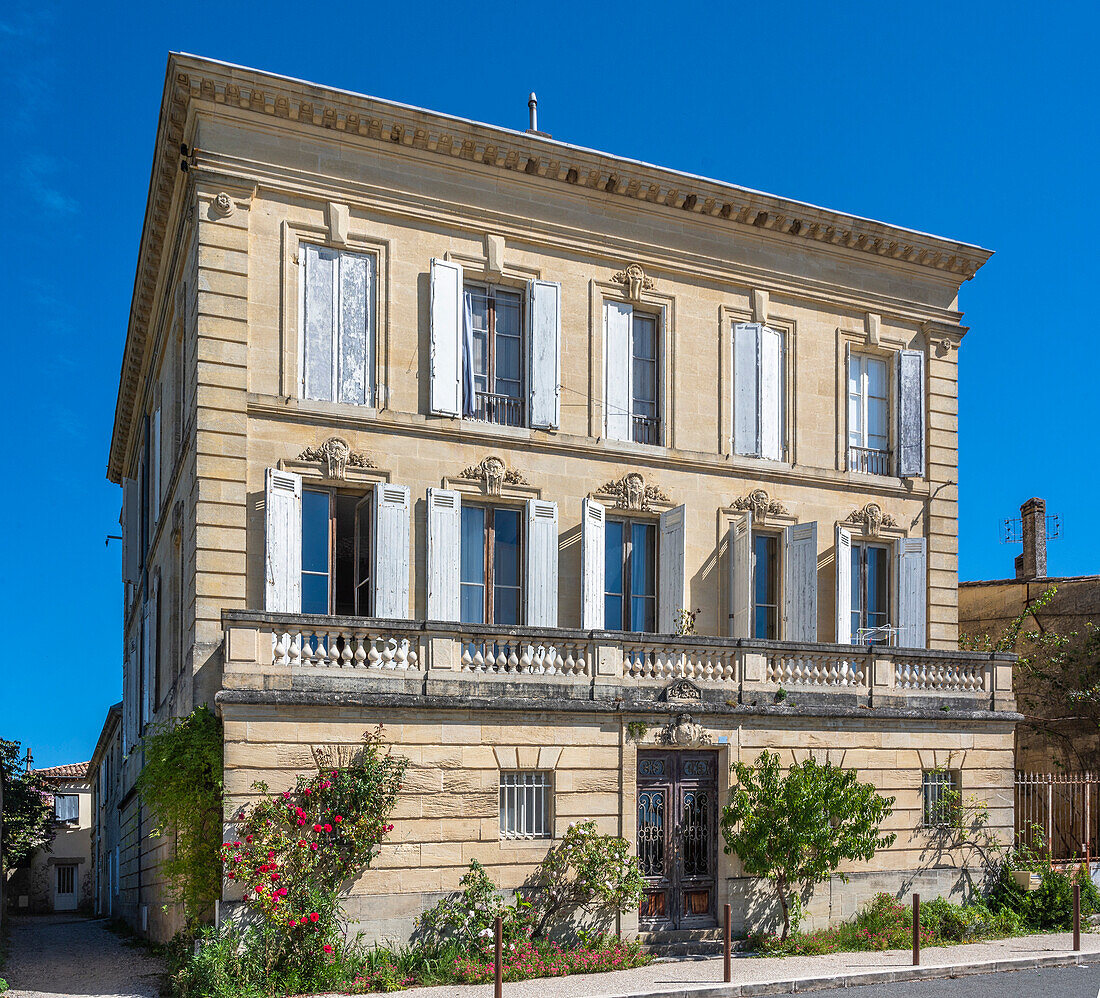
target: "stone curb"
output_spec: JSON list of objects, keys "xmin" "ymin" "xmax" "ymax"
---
[{"xmin": 600, "ymin": 951, "xmax": 1093, "ymax": 997}]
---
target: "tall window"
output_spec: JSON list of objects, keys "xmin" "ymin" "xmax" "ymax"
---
[
  {"xmin": 466, "ymin": 284, "xmax": 524, "ymax": 427},
  {"xmin": 460, "ymin": 505, "xmax": 523, "ymax": 625},
  {"xmin": 848, "ymin": 353, "xmax": 889, "ymax": 474},
  {"xmin": 850, "ymin": 543, "xmax": 890, "ymax": 643},
  {"xmin": 753, "ymin": 533, "xmax": 780, "ymax": 639},
  {"xmin": 605, "ymin": 518, "xmax": 657, "ymax": 632},
  {"xmin": 300, "ymin": 244, "xmax": 375, "ymax": 406},
  {"xmin": 301, "ymin": 489, "xmax": 372, "ymax": 616},
  {"xmin": 631, "ymin": 313, "xmax": 660, "ymax": 444}
]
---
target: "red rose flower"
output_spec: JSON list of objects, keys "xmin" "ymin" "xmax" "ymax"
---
[
  {"xmin": 323, "ymin": 824, "xmax": 332, "ymax": 833},
  {"xmin": 334, "ymin": 815, "xmax": 342, "ymax": 823},
  {"xmin": 313, "ymin": 824, "xmax": 323, "ymax": 833},
  {"xmin": 227, "ymin": 872, "xmax": 235, "ymax": 880},
  {"xmin": 323, "ymin": 944, "xmax": 333, "ymax": 954},
  {"xmin": 288, "ymin": 918, "xmax": 297, "ymax": 927},
  {"xmin": 310, "ymin": 843, "xmax": 318, "ymax": 851},
  {"xmin": 309, "ymin": 912, "xmax": 320, "ymax": 923}
]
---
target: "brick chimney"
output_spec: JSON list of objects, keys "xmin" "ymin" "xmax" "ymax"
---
[{"xmin": 1014, "ymin": 497, "xmax": 1047, "ymax": 580}]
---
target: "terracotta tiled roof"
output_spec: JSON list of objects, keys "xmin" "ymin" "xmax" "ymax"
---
[{"xmin": 33, "ymin": 762, "xmax": 90, "ymax": 780}]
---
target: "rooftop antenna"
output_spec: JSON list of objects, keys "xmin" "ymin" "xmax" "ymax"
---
[{"xmin": 526, "ymin": 93, "xmax": 549, "ymax": 138}]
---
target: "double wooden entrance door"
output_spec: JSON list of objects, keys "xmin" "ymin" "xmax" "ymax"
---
[{"xmin": 636, "ymin": 749, "xmax": 718, "ymax": 929}]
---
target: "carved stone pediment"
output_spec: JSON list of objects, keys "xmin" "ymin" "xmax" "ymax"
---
[
  {"xmin": 844, "ymin": 502, "xmax": 898, "ymax": 536},
  {"xmin": 611, "ymin": 262, "xmax": 655, "ymax": 301},
  {"xmin": 297, "ymin": 437, "xmax": 375, "ymax": 479},
  {"xmin": 459, "ymin": 455, "xmax": 527, "ymax": 497},
  {"xmin": 731, "ymin": 488, "xmax": 788, "ymax": 522},
  {"xmin": 661, "ymin": 679, "xmax": 702, "ymax": 703},
  {"xmin": 656, "ymin": 713, "xmax": 710, "ymax": 747},
  {"xmin": 597, "ymin": 472, "xmax": 670, "ymax": 512}
]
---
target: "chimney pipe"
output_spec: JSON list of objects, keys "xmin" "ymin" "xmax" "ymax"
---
[
  {"xmin": 1015, "ymin": 497, "xmax": 1047, "ymax": 581},
  {"xmin": 527, "ymin": 92, "xmax": 538, "ymax": 134}
]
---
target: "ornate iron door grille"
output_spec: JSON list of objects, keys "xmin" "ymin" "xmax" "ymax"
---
[{"xmin": 637, "ymin": 749, "xmax": 718, "ymax": 929}]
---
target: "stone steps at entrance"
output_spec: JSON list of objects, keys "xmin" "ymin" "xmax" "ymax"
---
[{"xmin": 638, "ymin": 928, "xmax": 726, "ymax": 959}]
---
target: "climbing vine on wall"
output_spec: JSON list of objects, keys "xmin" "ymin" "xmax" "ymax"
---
[{"xmin": 136, "ymin": 705, "xmax": 224, "ymax": 927}]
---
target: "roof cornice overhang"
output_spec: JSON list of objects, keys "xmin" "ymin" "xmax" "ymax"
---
[{"xmin": 107, "ymin": 52, "xmax": 995, "ymax": 482}]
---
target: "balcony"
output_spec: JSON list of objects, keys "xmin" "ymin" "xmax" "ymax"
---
[
  {"xmin": 470, "ymin": 390, "xmax": 524, "ymax": 428},
  {"xmin": 849, "ymin": 445, "xmax": 892, "ymax": 476},
  {"xmin": 632, "ymin": 414, "xmax": 662, "ymax": 446},
  {"xmin": 221, "ymin": 611, "xmax": 1016, "ymax": 712}
]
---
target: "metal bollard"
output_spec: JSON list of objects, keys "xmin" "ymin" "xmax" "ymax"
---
[
  {"xmin": 723, "ymin": 903, "xmax": 731, "ymax": 983},
  {"xmin": 1074, "ymin": 883, "xmax": 1081, "ymax": 951},
  {"xmin": 912, "ymin": 894, "xmax": 920, "ymax": 966},
  {"xmin": 495, "ymin": 914, "xmax": 503, "ymax": 998}
]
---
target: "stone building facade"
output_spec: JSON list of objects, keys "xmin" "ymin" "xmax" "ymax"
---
[
  {"xmin": 90, "ymin": 703, "xmax": 123, "ymax": 918},
  {"xmin": 105, "ymin": 52, "xmax": 1015, "ymax": 943}
]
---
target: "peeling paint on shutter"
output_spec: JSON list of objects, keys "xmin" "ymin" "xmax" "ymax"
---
[
  {"xmin": 427, "ymin": 488, "xmax": 461, "ymax": 620},
  {"xmin": 733, "ymin": 322, "xmax": 760, "ymax": 456},
  {"xmin": 302, "ymin": 244, "xmax": 336, "ymax": 401},
  {"xmin": 897, "ymin": 349, "xmax": 925, "ymax": 477},
  {"xmin": 526, "ymin": 500, "xmax": 559, "ymax": 626},
  {"xmin": 604, "ymin": 302, "xmax": 633, "ymax": 441},
  {"xmin": 759, "ymin": 327, "xmax": 783, "ymax": 461},
  {"xmin": 372, "ymin": 483, "xmax": 410, "ymax": 618},
  {"xmin": 429, "ymin": 259, "xmax": 463, "ymax": 416},
  {"xmin": 835, "ymin": 524, "xmax": 853, "ymax": 644},
  {"xmin": 896, "ymin": 537, "xmax": 927, "ymax": 648},
  {"xmin": 151, "ymin": 407, "xmax": 162, "ymax": 523},
  {"xmin": 658, "ymin": 504, "xmax": 687, "ymax": 633},
  {"xmin": 528, "ymin": 280, "xmax": 561, "ymax": 429},
  {"xmin": 337, "ymin": 251, "xmax": 373, "ymax": 406},
  {"xmin": 581, "ymin": 499, "xmax": 606, "ymax": 629},
  {"xmin": 729, "ymin": 511, "xmax": 752, "ymax": 638},
  {"xmin": 264, "ymin": 468, "xmax": 302, "ymax": 613},
  {"xmin": 783, "ymin": 521, "xmax": 818, "ymax": 642}
]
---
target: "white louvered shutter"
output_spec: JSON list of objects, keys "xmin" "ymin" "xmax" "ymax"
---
[
  {"xmin": 581, "ymin": 499, "xmax": 606, "ymax": 629},
  {"xmin": 122, "ymin": 478, "xmax": 139, "ymax": 585},
  {"xmin": 759, "ymin": 326, "xmax": 783, "ymax": 461},
  {"xmin": 429, "ymin": 258, "xmax": 463, "ymax": 416},
  {"xmin": 897, "ymin": 349, "xmax": 926, "ymax": 478},
  {"xmin": 337, "ymin": 251, "xmax": 373, "ymax": 406},
  {"xmin": 835, "ymin": 524, "xmax": 853, "ymax": 644},
  {"xmin": 372, "ymin": 484, "xmax": 411, "ymax": 619},
  {"xmin": 733, "ymin": 322, "xmax": 761, "ymax": 456},
  {"xmin": 896, "ymin": 537, "xmax": 927, "ymax": 648},
  {"xmin": 151, "ymin": 407, "xmax": 162, "ymax": 523},
  {"xmin": 526, "ymin": 500, "xmax": 559, "ymax": 626},
  {"xmin": 658, "ymin": 504, "xmax": 687, "ymax": 633},
  {"xmin": 528, "ymin": 280, "xmax": 561, "ymax": 430},
  {"xmin": 729, "ymin": 511, "xmax": 753, "ymax": 638},
  {"xmin": 264, "ymin": 469, "xmax": 302, "ymax": 613},
  {"xmin": 140, "ymin": 595, "xmax": 153, "ymax": 727},
  {"xmin": 783, "ymin": 521, "xmax": 818, "ymax": 642},
  {"xmin": 427, "ymin": 488, "xmax": 461, "ymax": 621},
  {"xmin": 302, "ymin": 244, "xmax": 336, "ymax": 401},
  {"xmin": 604, "ymin": 302, "xmax": 633, "ymax": 441}
]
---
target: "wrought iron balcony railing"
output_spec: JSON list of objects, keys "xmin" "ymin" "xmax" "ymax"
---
[
  {"xmin": 471, "ymin": 390, "xmax": 525, "ymax": 428},
  {"xmin": 632, "ymin": 414, "xmax": 662, "ymax": 446},
  {"xmin": 849, "ymin": 445, "xmax": 892, "ymax": 476}
]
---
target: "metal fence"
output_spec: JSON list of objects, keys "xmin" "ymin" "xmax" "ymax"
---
[{"xmin": 1015, "ymin": 771, "xmax": 1100, "ymax": 863}]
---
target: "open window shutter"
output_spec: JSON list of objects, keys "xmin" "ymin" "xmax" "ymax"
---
[
  {"xmin": 427, "ymin": 488, "xmax": 461, "ymax": 620},
  {"xmin": 526, "ymin": 500, "xmax": 559, "ymax": 626},
  {"xmin": 658, "ymin": 504, "xmax": 687, "ymax": 633},
  {"xmin": 528, "ymin": 279, "xmax": 561, "ymax": 429},
  {"xmin": 604, "ymin": 302, "xmax": 633, "ymax": 441},
  {"xmin": 302, "ymin": 243, "xmax": 336, "ymax": 402},
  {"xmin": 337, "ymin": 251, "xmax": 373, "ymax": 406},
  {"xmin": 728, "ymin": 511, "xmax": 752, "ymax": 638},
  {"xmin": 140, "ymin": 597, "xmax": 152, "ymax": 727},
  {"xmin": 759, "ymin": 327, "xmax": 783, "ymax": 461},
  {"xmin": 783, "ymin": 522, "xmax": 818, "ymax": 641},
  {"xmin": 151, "ymin": 406, "xmax": 162, "ymax": 523},
  {"xmin": 896, "ymin": 537, "xmax": 927, "ymax": 648},
  {"xmin": 581, "ymin": 499, "xmax": 606, "ymax": 629},
  {"xmin": 835, "ymin": 524, "xmax": 853, "ymax": 644},
  {"xmin": 897, "ymin": 349, "xmax": 926, "ymax": 477},
  {"xmin": 733, "ymin": 322, "xmax": 761, "ymax": 456},
  {"xmin": 372, "ymin": 484, "xmax": 410, "ymax": 619},
  {"xmin": 122, "ymin": 478, "xmax": 139, "ymax": 585},
  {"xmin": 264, "ymin": 468, "xmax": 302, "ymax": 613},
  {"xmin": 429, "ymin": 258, "xmax": 463, "ymax": 416}
]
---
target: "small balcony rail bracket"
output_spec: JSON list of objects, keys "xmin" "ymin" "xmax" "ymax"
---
[
  {"xmin": 856, "ymin": 624, "xmax": 899, "ymax": 646},
  {"xmin": 220, "ymin": 611, "xmax": 1016, "ymax": 709},
  {"xmin": 471, "ymin": 390, "xmax": 525, "ymax": 428},
  {"xmin": 849, "ymin": 445, "xmax": 892, "ymax": 476}
]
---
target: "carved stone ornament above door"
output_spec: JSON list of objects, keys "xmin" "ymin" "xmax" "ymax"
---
[
  {"xmin": 296, "ymin": 437, "xmax": 375, "ymax": 480},
  {"xmin": 458, "ymin": 455, "xmax": 528, "ymax": 497},
  {"xmin": 661, "ymin": 679, "xmax": 702, "ymax": 703},
  {"xmin": 596, "ymin": 472, "xmax": 670, "ymax": 512},
  {"xmin": 655, "ymin": 713, "xmax": 711, "ymax": 747},
  {"xmin": 730, "ymin": 488, "xmax": 789, "ymax": 522}
]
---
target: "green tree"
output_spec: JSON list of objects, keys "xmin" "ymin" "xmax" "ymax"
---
[
  {"xmin": 721, "ymin": 751, "xmax": 896, "ymax": 939},
  {"xmin": 1, "ymin": 739, "xmax": 54, "ymax": 876}
]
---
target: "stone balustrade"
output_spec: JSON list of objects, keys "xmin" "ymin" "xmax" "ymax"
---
[{"xmin": 221, "ymin": 611, "xmax": 1015, "ymax": 709}]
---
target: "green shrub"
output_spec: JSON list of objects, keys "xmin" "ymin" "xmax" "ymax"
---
[
  {"xmin": 988, "ymin": 860, "xmax": 1100, "ymax": 931},
  {"xmin": 416, "ymin": 860, "xmax": 534, "ymax": 951}
]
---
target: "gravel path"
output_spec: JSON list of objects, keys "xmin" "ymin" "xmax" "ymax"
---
[{"xmin": 2, "ymin": 915, "xmax": 164, "ymax": 998}]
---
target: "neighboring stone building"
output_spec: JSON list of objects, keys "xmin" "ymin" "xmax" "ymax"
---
[
  {"xmin": 8, "ymin": 763, "xmax": 93, "ymax": 913},
  {"xmin": 960, "ymin": 498, "xmax": 1100, "ymax": 770},
  {"xmin": 107, "ymin": 52, "xmax": 1016, "ymax": 943},
  {"xmin": 90, "ymin": 703, "xmax": 123, "ymax": 918}
]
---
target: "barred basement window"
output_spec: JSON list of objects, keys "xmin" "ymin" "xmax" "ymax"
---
[
  {"xmin": 499, "ymin": 771, "xmax": 551, "ymax": 839},
  {"xmin": 922, "ymin": 769, "xmax": 961, "ymax": 827}
]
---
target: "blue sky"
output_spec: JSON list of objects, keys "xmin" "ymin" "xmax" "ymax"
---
[{"xmin": 1, "ymin": 0, "xmax": 1097, "ymax": 768}]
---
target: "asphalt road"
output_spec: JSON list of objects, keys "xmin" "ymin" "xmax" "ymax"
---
[{"xmin": 840, "ymin": 962, "xmax": 1100, "ymax": 997}]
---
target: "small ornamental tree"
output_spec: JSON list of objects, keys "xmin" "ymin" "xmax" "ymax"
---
[
  {"xmin": 0, "ymin": 739, "xmax": 53, "ymax": 875},
  {"xmin": 722, "ymin": 752, "xmax": 896, "ymax": 939},
  {"xmin": 221, "ymin": 728, "xmax": 406, "ymax": 977}
]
